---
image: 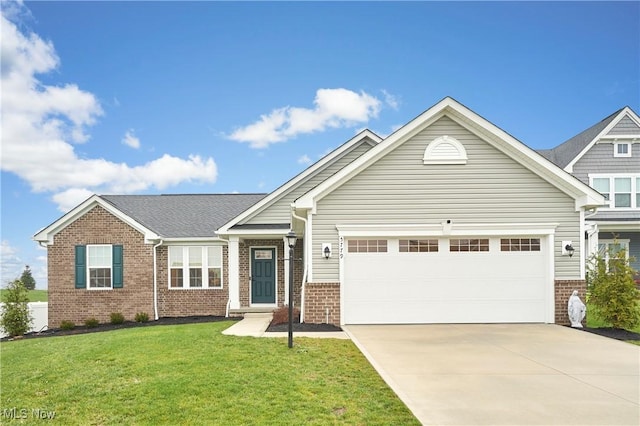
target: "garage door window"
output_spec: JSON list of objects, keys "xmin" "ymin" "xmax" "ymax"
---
[
  {"xmin": 500, "ymin": 238, "xmax": 541, "ymax": 252},
  {"xmin": 348, "ymin": 240, "xmax": 387, "ymax": 253},
  {"xmin": 400, "ymin": 239, "xmax": 438, "ymax": 252},
  {"xmin": 450, "ymin": 239, "xmax": 489, "ymax": 252}
]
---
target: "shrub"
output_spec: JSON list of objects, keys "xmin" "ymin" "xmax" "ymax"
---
[
  {"xmin": 84, "ymin": 318, "xmax": 99, "ymax": 328},
  {"xmin": 0, "ymin": 279, "xmax": 33, "ymax": 337},
  {"xmin": 135, "ymin": 312, "xmax": 150, "ymax": 323},
  {"xmin": 110, "ymin": 312, "xmax": 125, "ymax": 324},
  {"xmin": 588, "ymin": 244, "xmax": 640, "ymax": 330},
  {"xmin": 271, "ymin": 306, "xmax": 300, "ymax": 326},
  {"xmin": 60, "ymin": 320, "xmax": 75, "ymax": 330}
]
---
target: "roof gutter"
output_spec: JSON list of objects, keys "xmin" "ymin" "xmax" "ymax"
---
[{"xmin": 152, "ymin": 239, "xmax": 163, "ymax": 321}]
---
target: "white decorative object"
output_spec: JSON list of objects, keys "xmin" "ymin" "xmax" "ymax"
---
[{"xmin": 568, "ymin": 290, "xmax": 586, "ymax": 328}]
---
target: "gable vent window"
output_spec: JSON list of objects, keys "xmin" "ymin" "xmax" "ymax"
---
[
  {"xmin": 423, "ymin": 135, "xmax": 468, "ymax": 165},
  {"xmin": 614, "ymin": 142, "xmax": 631, "ymax": 158}
]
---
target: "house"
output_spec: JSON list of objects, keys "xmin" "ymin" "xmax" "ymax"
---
[
  {"xmin": 34, "ymin": 97, "xmax": 604, "ymax": 327},
  {"xmin": 538, "ymin": 107, "xmax": 640, "ymax": 279}
]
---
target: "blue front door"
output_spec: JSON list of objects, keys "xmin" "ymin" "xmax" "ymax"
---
[{"xmin": 251, "ymin": 248, "xmax": 276, "ymax": 304}]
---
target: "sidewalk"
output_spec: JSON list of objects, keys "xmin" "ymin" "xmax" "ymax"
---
[{"xmin": 222, "ymin": 313, "xmax": 349, "ymax": 339}]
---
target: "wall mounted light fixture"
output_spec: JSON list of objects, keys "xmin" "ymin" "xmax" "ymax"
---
[
  {"xmin": 322, "ymin": 243, "xmax": 332, "ymax": 259},
  {"xmin": 562, "ymin": 241, "xmax": 575, "ymax": 257}
]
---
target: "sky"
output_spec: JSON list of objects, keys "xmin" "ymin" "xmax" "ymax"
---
[{"xmin": 1, "ymin": 1, "xmax": 638, "ymax": 288}]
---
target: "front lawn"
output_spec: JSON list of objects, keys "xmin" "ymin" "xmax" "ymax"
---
[
  {"xmin": 0, "ymin": 289, "xmax": 47, "ymax": 302},
  {"xmin": 1, "ymin": 321, "xmax": 419, "ymax": 425},
  {"xmin": 586, "ymin": 301, "xmax": 640, "ymax": 345}
]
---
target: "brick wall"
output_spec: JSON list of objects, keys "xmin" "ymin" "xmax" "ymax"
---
[
  {"xmin": 238, "ymin": 239, "xmax": 303, "ymax": 308},
  {"xmin": 555, "ymin": 279, "xmax": 587, "ymax": 326},
  {"xmin": 48, "ymin": 205, "xmax": 154, "ymax": 327},
  {"xmin": 156, "ymin": 246, "xmax": 230, "ymax": 317},
  {"xmin": 304, "ymin": 282, "xmax": 340, "ymax": 325}
]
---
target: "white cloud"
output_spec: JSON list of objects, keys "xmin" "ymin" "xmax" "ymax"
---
[
  {"xmin": 382, "ymin": 90, "xmax": 400, "ymax": 110},
  {"xmin": 122, "ymin": 129, "xmax": 140, "ymax": 149},
  {"xmin": 297, "ymin": 154, "xmax": 311, "ymax": 165},
  {"xmin": 1, "ymin": 240, "xmax": 23, "ymax": 285},
  {"xmin": 0, "ymin": 6, "xmax": 218, "ymax": 212},
  {"xmin": 228, "ymin": 88, "xmax": 383, "ymax": 148}
]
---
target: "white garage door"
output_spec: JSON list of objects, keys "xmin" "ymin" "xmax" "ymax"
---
[{"xmin": 343, "ymin": 237, "xmax": 549, "ymax": 324}]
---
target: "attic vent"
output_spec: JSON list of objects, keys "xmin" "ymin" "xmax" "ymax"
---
[{"xmin": 423, "ymin": 135, "xmax": 468, "ymax": 165}]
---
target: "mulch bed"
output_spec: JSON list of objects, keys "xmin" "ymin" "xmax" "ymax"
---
[
  {"xmin": 580, "ymin": 327, "xmax": 640, "ymax": 341},
  {"xmin": 266, "ymin": 321, "xmax": 342, "ymax": 333}
]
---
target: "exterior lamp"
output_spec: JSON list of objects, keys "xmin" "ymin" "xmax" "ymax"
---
[
  {"xmin": 286, "ymin": 231, "xmax": 297, "ymax": 348},
  {"xmin": 323, "ymin": 245, "xmax": 331, "ymax": 259},
  {"xmin": 565, "ymin": 244, "xmax": 575, "ymax": 258}
]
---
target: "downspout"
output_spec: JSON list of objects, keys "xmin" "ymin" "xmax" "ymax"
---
[
  {"xmin": 291, "ymin": 204, "xmax": 309, "ymax": 323},
  {"xmin": 152, "ymin": 239, "xmax": 163, "ymax": 321}
]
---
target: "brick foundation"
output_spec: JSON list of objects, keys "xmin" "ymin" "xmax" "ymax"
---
[
  {"xmin": 555, "ymin": 279, "xmax": 587, "ymax": 326},
  {"xmin": 303, "ymin": 282, "xmax": 340, "ymax": 325}
]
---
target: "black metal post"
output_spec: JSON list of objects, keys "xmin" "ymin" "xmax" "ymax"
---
[{"xmin": 288, "ymin": 243, "xmax": 294, "ymax": 348}]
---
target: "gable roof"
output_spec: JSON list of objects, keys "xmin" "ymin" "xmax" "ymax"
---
[
  {"xmin": 217, "ymin": 129, "xmax": 381, "ymax": 234},
  {"xmin": 34, "ymin": 193, "xmax": 267, "ymax": 244},
  {"xmin": 537, "ymin": 106, "xmax": 640, "ymax": 170},
  {"xmin": 295, "ymin": 97, "xmax": 604, "ymax": 211}
]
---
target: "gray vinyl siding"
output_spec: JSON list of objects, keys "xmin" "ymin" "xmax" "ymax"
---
[
  {"xmin": 242, "ymin": 140, "xmax": 375, "ymax": 225},
  {"xmin": 607, "ymin": 116, "xmax": 640, "ymax": 135},
  {"xmin": 571, "ymin": 143, "xmax": 640, "ymax": 185},
  {"xmin": 312, "ymin": 116, "xmax": 582, "ymax": 281}
]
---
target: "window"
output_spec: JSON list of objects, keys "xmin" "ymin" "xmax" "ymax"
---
[
  {"xmin": 614, "ymin": 142, "xmax": 631, "ymax": 157},
  {"xmin": 590, "ymin": 175, "xmax": 640, "ymax": 208},
  {"xmin": 399, "ymin": 239, "xmax": 438, "ymax": 252},
  {"xmin": 423, "ymin": 135, "xmax": 468, "ymax": 165},
  {"xmin": 169, "ymin": 246, "xmax": 223, "ymax": 289},
  {"xmin": 74, "ymin": 245, "xmax": 123, "ymax": 290},
  {"xmin": 500, "ymin": 238, "xmax": 541, "ymax": 252},
  {"xmin": 347, "ymin": 240, "xmax": 387, "ymax": 253},
  {"xmin": 450, "ymin": 239, "xmax": 489, "ymax": 252},
  {"xmin": 598, "ymin": 240, "xmax": 630, "ymax": 265}
]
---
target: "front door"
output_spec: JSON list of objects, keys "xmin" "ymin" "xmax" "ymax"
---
[{"xmin": 251, "ymin": 248, "xmax": 276, "ymax": 304}]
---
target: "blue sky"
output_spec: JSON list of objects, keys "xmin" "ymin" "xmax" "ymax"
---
[{"xmin": 1, "ymin": 1, "xmax": 638, "ymax": 288}]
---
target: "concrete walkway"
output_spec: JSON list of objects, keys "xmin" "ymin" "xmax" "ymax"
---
[
  {"xmin": 345, "ymin": 324, "xmax": 640, "ymax": 426},
  {"xmin": 222, "ymin": 313, "xmax": 348, "ymax": 339}
]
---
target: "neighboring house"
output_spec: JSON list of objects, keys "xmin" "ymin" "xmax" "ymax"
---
[
  {"xmin": 538, "ymin": 107, "xmax": 640, "ymax": 280},
  {"xmin": 34, "ymin": 97, "xmax": 604, "ymax": 328}
]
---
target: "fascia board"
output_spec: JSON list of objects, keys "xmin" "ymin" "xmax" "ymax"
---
[
  {"xmin": 565, "ymin": 108, "xmax": 635, "ymax": 172},
  {"xmin": 33, "ymin": 195, "xmax": 160, "ymax": 245},
  {"xmin": 296, "ymin": 98, "xmax": 454, "ymax": 209},
  {"xmin": 444, "ymin": 105, "xmax": 605, "ymax": 209},
  {"xmin": 218, "ymin": 130, "xmax": 382, "ymax": 233},
  {"xmin": 336, "ymin": 222, "xmax": 559, "ymax": 237},
  {"xmin": 157, "ymin": 237, "xmax": 227, "ymax": 244}
]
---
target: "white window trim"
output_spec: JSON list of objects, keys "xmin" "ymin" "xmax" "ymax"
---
[
  {"xmin": 589, "ymin": 173, "xmax": 640, "ymax": 210},
  {"xmin": 87, "ymin": 244, "xmax": 113, "ymax": 290},
  {"xmin": 613, "ymin": 142, "xmax": 632, "ymax": 158},
  {"xmin": 598, "ymin": 239, "xmax": 630, "ymax": 262},
  {"xmin": 168, "ymin": 246, "xmax": 224, "ymax": 289}
]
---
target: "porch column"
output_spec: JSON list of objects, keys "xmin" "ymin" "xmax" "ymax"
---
[
  {"xmin": 228, "ymin": 236, "xmax": 240, "ymax": 309},
  {"xmin": 283, "ymin": 235, "xmax": 290, "ymax": 306}
]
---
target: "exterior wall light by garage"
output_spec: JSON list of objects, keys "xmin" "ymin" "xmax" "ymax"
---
[
  {"xmin": 562, "ymin": 241, "xmax": 575, "ymax": 257},
  {"xmin": 322, "ymin": 243, "xmax": 331, "ymax": 259}
]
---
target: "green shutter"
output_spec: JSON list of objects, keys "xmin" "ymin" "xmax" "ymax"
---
[
  {"xmin": 112, "ymin": 245, "xmax": 123, "ymax": 288},
  {"xmin": 75, "ymin": 245, "xmax": 86, "ymax": 289}
]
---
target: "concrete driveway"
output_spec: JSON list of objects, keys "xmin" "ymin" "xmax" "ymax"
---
[{"xmin": 344, "ymin": 324, "xmax": 639, "ymax": 425}]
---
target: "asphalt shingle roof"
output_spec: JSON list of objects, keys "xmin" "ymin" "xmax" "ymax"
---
[
  {"xmin": 100, "ymin": 194, "xmax": 267, "ymax": 238},
  {"xmin": 536, "ymin": 108, "xmax": 624, "ymax": 167}
]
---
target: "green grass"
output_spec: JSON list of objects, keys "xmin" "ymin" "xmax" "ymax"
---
[
  {"xmin": 0, "ymin": 321, "xmax": 419, "ymax": 425},
  {"xmin": 0, "ymin": 289, "xmax": 48, "ymax": 302},
  {"xmin": 586, "ymin": 301, "xmax": 640, "ymax": 345}
]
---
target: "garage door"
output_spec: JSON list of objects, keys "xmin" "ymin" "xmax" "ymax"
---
[{"xmin": 343, "ymin": 237, "xmax": 548, "ymax": 324}]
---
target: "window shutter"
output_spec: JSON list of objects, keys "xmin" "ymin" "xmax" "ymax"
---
[
  {"xmin": 75, "ymin": 245, "xmax": 86, "ymax": 289},
  {"xmin": 113, "ymin": 245, "xmax": 123, "ymax": 288}
]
